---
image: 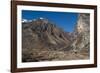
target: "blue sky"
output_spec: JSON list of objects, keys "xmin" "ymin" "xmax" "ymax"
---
[{"xmin": 22, "ymin": 10, "xmax": 78, "ymax": 32}]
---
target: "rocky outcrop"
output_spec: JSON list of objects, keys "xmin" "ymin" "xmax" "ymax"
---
[{"xmin": 71, "ymin": 13, "xmax": 90, "ymax": 53}]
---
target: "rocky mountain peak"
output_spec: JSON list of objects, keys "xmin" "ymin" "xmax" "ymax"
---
[
  {"xmin": 32, "ymin": 17, "xmax": 49, "ymax": 24},
  {"xmin": 22, "ymin": 17, "xmax": 71, "ymax": 51}
]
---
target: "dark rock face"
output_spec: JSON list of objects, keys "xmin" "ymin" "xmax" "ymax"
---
[{"xmin": 22, "ymin": 14, "xmax": 90, "ymax": 62}]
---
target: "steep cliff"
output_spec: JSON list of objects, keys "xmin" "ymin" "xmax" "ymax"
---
[{"xmin": 71, "ymin": 13, "xmax": 90, "ymax": 53}]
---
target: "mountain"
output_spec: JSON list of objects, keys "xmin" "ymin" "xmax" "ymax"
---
[
  {"xmin": 22, "ymin": 14, "xmax": 90, "ymax": 62},
  {"xmin": 22, "ymin": 17, "xmax": 71, "ymax": 51},
  {"xmin": 70, "ymin": 13, "xmax": 90, "ymax": 54}
]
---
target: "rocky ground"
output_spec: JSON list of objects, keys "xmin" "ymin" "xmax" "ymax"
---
[{"xmin": 22, "ymin": 48, "xmax": 89, "ymax": 62}]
